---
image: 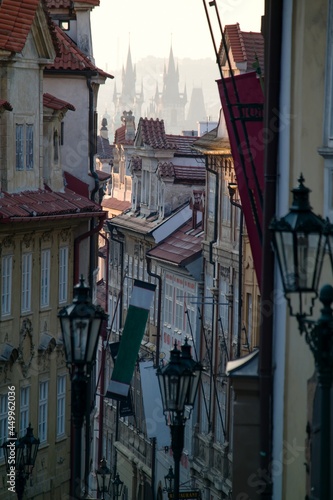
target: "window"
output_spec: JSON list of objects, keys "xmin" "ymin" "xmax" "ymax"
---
[
  {"xmin": 26, "ymin": 124, "xmax": 33, "ymax": 169},
  {"xmin": 41, "ymin": 249, "xmax": 50, "ymax": 308},
  {"xmin": 185, "ymin": 293, "xmax": 196, "ymax": 337},
  {"xmin": 175, "ymin": 287, "xmax": 184, "ymax": 331},
  {"xmin": 246, "ymin": 293, "xmax": 253, "ymax": 347},
  {"xmin": 57, "ymin": 375, "xmax": 66, "ymax": 437},
  {"xmin": 16, "ymin": 123, "xmax": 34, "ymax": 170},
  {"xmin": 38, "ymin": 381, "xmax": 48, "ymax": 443},
  {"xmin": 59, "ymin": 247, "xmax": 68, "ymax": 303},
  {"xmin": 21, "ymin": 253, "xmax": 32, "ymax": 313},
  {"xmin": 0, "ymin": 395, "xmax": 7, "ymax": 459},
  {"xmin": 59, "ymin": 20, "xmax": 70, "ymax": 31},
  {"xmin": 20, "ymin": 387, "xmax": 30, "ymax": 437},
  {"xmin": 2, "ymin": 255, "xmax": 12, "ymax": 316},
  {"xmin": 164, "ymin": 281, "xmax": 173, "ymax": 326},
  {"xmin": 207, "ymin": 172, "xmax": 216, "ymax": 219},
  {"xmin": 16, "ymin": 124, "xmax": 24, "ymax": 170},
  {"xmin": 222, "ymin": 180, "xmax": 231, "ymax": 222}
]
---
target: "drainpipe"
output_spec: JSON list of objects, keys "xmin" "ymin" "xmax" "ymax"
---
[
  {"xmin": 97, "ymin": 232, "xmax": 109, "ymax": 470},
  {"xmin": 228, "ymin": 187, "xmax": 244, "ymax": 359},
  {"xmin": 108, "ymin": 224, "xmax": 125, "ymax": 479},
  {"xmin": 259, "ymin": 1, "xmax": 283, "ymax": 498},
  {"xmin": 146, "ymin": 255, "xmax": 161, "ymax": 500}
]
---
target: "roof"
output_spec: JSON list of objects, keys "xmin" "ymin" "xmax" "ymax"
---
[
  {"xmin": 97, "ymin": 136, "xmax": 113, "ymax": 159},
  {"xmin": 165, "ymin": 134, "xmax": 199, "ymax": 155},
  {"xmin": 146, "ymin": 219, "xmax": 203, "ymax": 266},
  {"xmin": 0, "ymin": 99, "xmax": 13, "ymax": 111},
  {"xmin": 46, "ymin": 24, "xmax": 113, "ymax": 78},
  {"xmin": 192, "ymin": 128, "xmax": 231, "ymax": 155},
  {"xmin": 0, "ymin": 187, "xmax": 104, "ymax": 222},
  {"xmin": 136, "ymin": 118, "xmax": 174, "ymax": 149},
  {"xmin": 46, "ymin": 0, "xmax": 99, "ymax": 7},
  {"xmin": 0, "ymin": 0, "xmax": 39, "ymax": 53},
  {"xmin": 114, "ymin": 125, "xmax": 135, "ymax": 145},
  {"xmin": 94, "ymin": 170, "xmax": 110, "ymax": 182},
  {"xmin": 221, "ymin": 23, "xmax": 264, "ymax": 73},
  {"xmin": 226, "ymin": 349, "xmax": 259, "ymax": 378},
  {"xmin": 158, "ymin": 162, "xmax": 205, "ymax": 184},
  {"xmin": 102, "ymin": 197, "xmax": 131, "ymax": 213},
  {"xmin": 0, "ymin": 0, "xmax": 59, "ymax": 55},
  {"xmin": 43, "ymin": 92, "xmax": 75, "ymax": 111}
]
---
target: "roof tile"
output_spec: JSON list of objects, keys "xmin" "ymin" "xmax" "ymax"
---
[
  {"xmin": 43, "ymin": 92, "xmax": 75, "ymax": 111},
  {"xmin": 46, "ymin": 24, "xmax": 113, "ymax": 78},
  {"xmin": 0, "ymin": 0, "xmax": 39, "ymax": 53},
  {"xmin": 0, "ymin": 187, "xmax": 103, "ymax": 221}
]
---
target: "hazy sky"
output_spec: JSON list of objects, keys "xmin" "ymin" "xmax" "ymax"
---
[{"xmin": 91, "ymin": 0, "xmax": 265, "ymax": 71}]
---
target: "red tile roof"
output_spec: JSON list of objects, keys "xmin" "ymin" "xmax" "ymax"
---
[
  {"xmin": 46, "ymin": 0, "xmax": 99, "ymax": 7},
  {"xmin": 0, "ymin": 188, "xmax": 103, "ymax": 222},
  {"xmin": 102, "ymin": 197, "xmax": 131, "ymax": 212},
  {"xmin": 94, "ymin": 170, "xmax": 110, "ymax": 182},
  {"xmin": 146, "ymin": 219, "xmax": 203, "ymax": 266},
  {"xmin": 64, "ymin": 170, "xmax": 89, "ymax": 198},
  {"xmin": 114, "ymin": 125, "xmax": 135, "ymax": 145},
  {"xmin": 221, "ymin": 23, "xmax": 264, "ymax": 73},
  {"xmin": 129, "ymin": 155, "xmax": 142, "ymax": 172},
  {"xmin": 97, "ymin": 136, "xmax": 113, "ymax": 159},
  {"xmin": 0, "ymin": 0, "xmax": 59, "ymax": 55},
  {"xmin": 43, "ymin": 92, "xmax": 75, "ymax": 111},
  {"xmin": 158, "ymin": 162, "xmax": 205, "ymax": 184},
  {"xmin": 138, "ymin": 118, "xmax": 174, "ymax": 149},
  {"xmin": 46, "ymin": 24, "xmax": 113, "ymax": 78},
  {"xmin": 0, "ymin": 0, "xmax": 40, "ymax": 53},
  {"xmin": 166, "ymin": 134, "xmax": 199, "ymax": 155},
  {"xmin": 0, "ymin": 99, "xmax": 12, "ymax": 111}
]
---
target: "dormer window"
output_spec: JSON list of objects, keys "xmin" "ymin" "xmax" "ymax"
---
[
  {"xmin": 16, "ymin": 123, "xmax": 34, "ymax": 170},
  {"xmin": 59, "ymin": 20, "xmax": 70, "ymax": 31}
]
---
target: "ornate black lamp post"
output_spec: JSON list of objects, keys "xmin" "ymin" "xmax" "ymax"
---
[
  {"xmin": 112, "ymin": 472, "xmax": 124, "ymax": 499},
  {"xmin": 270, "ymin": 175, "xmax": 333, "ymax": 499},
  {"xmin": 164, "ymin": 466, "xmax": 175, "ymax": 494},
  {"xmin": 157, "ymin": 339, "xmax": 202, "ymax": 500},
  {"xmin": 58, "ymin": 276, "xmax": 107, "ymax": 499},
  {"xmin": 2, "ymin": 424, "xmax": 40, "ymax": 500},
  {"xmin": 96, "ymin": 457, "xmax": 112, "ymax": 499}
]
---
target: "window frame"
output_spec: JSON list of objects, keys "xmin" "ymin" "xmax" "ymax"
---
[
  {"xmin": 19, "ymin": 386, "xmax": 30, "ymax": 438},
  {"xmin": 21, "ymin": 252, "xmax": 32, "ymax": 313},
  {"xmin": 57, "ymin": 375, "xmax": 66, "ymax": 437},
  {"xmin": 38, "ymin": 380, "xmax": 49, "ymax": 444},
  {"xmin": 2, "ymin": 254, "xmax": 13, "ymax": 317},
  {"xmin": 59, "ymin": 246, "xmax": 68, "ymax": 304},
  {"xmin": 41, "ymin": 249, "xmax": 51, "ymax": 308}
]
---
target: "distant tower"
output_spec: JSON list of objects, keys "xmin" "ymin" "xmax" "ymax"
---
[
  {"xmin": 186, "ymin": 87, "xmax": 207, "ymax": 131},
  {"xmin": 155, "ymin": 46, "xmax": 187, "ymax": 134},
  {"xmin": 113, "ymin": 45, "xmax": 144, "ymax": 130}
]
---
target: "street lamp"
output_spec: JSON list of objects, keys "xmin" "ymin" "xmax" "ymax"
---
[
  {"xmin": 58, "ymin": 276, "xmax": 107, "ymax": 499},
  {"xmin": 112, "ymin": 472, "xmax": 124, "ymax": 498},
  {"xmin": 2, "ymin": 424, "xmax": 40, "ymax": 500},
  {"xmin": 157, "ymin": 338, "xmax": 203, "ymax": 500},
  {"xmin": 270, "ymin": 175, "xmax": 333, "ymax": 499},
  {"xmin": 164, "ymin": 466, "xmax": 175, "ymax": 494},
  {"xmin": 96, "ymin": 457, "xmax": 112, "ymax": 499}
]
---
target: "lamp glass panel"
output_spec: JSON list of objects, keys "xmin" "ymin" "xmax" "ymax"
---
[
  {"xmin": 72, "ymin": 318, "xmax": 89, "ymax": 362},
  {"xmin": 187, "ymin": 371, "xmax": 201, "ymax": 407},
  {"xmin": 86, "ymin": 317, "xmax": 102, "ymax": 365},
  {"xmin": 59, "ymin": 316, "xmax": 72, "ymax": 363}
]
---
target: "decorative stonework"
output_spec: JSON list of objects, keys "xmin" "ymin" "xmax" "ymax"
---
[
  {"xmin": 18, "ymin": 319, "xmax": 35, "ymax": 377},
  {"xmin": 2, "ymin": 235, "xmax": 15, "ymax": 249},
  {"xmin": 41, "ymin": 230, "xmax": 52, "ymax": 242},
  {"xmin": 59, "ymin": 228, "xmax": 70, "ymax": 242},
  {"xmin": 22, "ymin": 232, "xmax": 35, "ymax": 249}
]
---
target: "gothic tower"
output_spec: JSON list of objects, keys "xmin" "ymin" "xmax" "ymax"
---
[{"xmin": 113, "ymin": 45, "xmax": 144, "ymax": 130}]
